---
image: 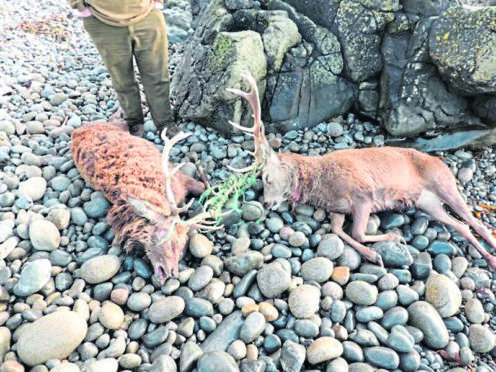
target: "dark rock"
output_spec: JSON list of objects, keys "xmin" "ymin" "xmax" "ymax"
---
[{"xmin": 429, "ymin": 7, "xmax": 496, "ymax": 95}]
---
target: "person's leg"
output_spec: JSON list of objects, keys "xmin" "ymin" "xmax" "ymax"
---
[
  {"xmin": 130, "ymin": 9, "xmax": 175, "ymax": 135},
  {"xmin": 82, "ymin": 16, "xmax": 144, "ymax": 132}
]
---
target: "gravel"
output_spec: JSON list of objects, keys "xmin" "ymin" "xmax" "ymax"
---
[{"xmin": 0, "ymin": 0, "xmax": 495, "ymax": 370}]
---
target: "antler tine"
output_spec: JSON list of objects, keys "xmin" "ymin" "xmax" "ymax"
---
[
  {"xmin": 228, "ymin": 120, "xmax": 254, "ymax": 136},
  {"xmin": 161, "ymin": 128, "xmax": 193, "ymax": 215},
  {"xmin": 227, "ymin": 164, "xmax": 256, "ymax": 173},
  {"xmin": 227, "ymin": 71, "xmax": 271, "ymax": 169}
]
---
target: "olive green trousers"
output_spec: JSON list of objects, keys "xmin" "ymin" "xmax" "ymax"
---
[{"xmin": 83, "ymin": 9, "xmax": 173, "ymax": 132}]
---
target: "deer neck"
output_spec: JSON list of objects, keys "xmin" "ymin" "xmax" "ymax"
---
[{"xmin": 288, "ymin": 155, "xmax": 315, "ymax": 205}]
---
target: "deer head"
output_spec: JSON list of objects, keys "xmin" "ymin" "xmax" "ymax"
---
[
  {"xmin": 227, "ymin": 71, "xmax": 293, "ymax": 210},
  {"xmin": 125, "ymin": 129, "xmax": 221, "ymax": 283}
]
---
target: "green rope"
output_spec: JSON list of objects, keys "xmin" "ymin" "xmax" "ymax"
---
[{"xmin": 199, "ymin": 165, "xmax": 261, "ymax": 223}]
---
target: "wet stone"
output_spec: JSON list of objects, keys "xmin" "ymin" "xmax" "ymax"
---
[
  {"xmin": 364, "ymin": 346, "xmax": 399, "ymax": 369},
  {"xmin": 300, "ymin": 257, "xmax": 333, "ymax": 283},
  {"xmin": 197, "ymin": 351, "xmax": 239, "ymax": 372},
  {"xmin": 345, "ymin": 281, "xmax": 378, "ymax": 306},
  {"xmin": 79, "ymin": 255, "xmax": 121, "ymax": 284},
  {"xmin": 280, "ymin": 341, "xmax": 305, "ymax": 372},
  {"xmin": 317, "ymin": 234, "xmax": 344, "ymax": 260},
  {"xmin": 425, "ymin": 273, "xmax": 461, "ymax": 318},
  {"xmin": 185, "ymin": 297, "xmax": 214, "ymax": 317},
  {"xmin": 256, "ymin": 262, "xmax": 291, "ymax": 298},
  {"xmin": 372, "ymin": 241, "xmax": 413, "ymax": 267},
  {"xmin": 427, "ymin": 240, "xmax": 457, "ymax": 255},
  {"xmin": 13, "ymin": 259, "xmax": 52, "ymax": 297},
  {"xmin": 465, "ymin": 298, "xmax": 485, "ymax": 324},
  {"xmin": 307, "ymin": 337, "xmax": 343, "ymax": 365},
  {"xmin": 288, "ymin": 284, "xmax": 320, "ymax": 318},
  {"xmin": 239, "ymin": 312, "xmax": 265, "ymax": 343},
  {"xmin": 147, "ymin": 296, "xmax": 185, "ymax": 323},
  {"xmin": 407, "ymin": 301, "xmax": 449, "ymax": 349},
  {"xmin": 468, "ymin": 324, "xmax": 495, "ymax": 353}
]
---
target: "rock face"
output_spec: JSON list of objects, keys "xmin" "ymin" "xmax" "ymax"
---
[
  {"xmin": 176, "ymin": 1, "xmax": 496, "ymax": 142},
  {"xmin": 16, "ymin": 311, "xmax": 87, "ymax": 366},
  {"xmin": 429, "ymin": 7, "xmax": 496, "ymax": 95}
]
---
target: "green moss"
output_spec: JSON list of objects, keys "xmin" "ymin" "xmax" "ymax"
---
[{"xmin": 210, "ymin": 33, "xmax": 235, "ymax": 72}]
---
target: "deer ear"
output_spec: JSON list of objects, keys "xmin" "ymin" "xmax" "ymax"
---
[{"xmin": 126, "ymin": 195, "xmax": 162, "ymax": 222}]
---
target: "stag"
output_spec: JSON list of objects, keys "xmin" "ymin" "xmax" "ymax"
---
[
  {"xmin": 72, "ymin": 121, "xmax": 219, "ymax": 283},
  {"xmin": 227, "ymin": 71, "xmax": 496, "ymax": 270}
]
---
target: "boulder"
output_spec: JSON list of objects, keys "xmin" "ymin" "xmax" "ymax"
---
[{"xmin": 429, "ymin": 7, "xmax": 496, "ymax": 95}]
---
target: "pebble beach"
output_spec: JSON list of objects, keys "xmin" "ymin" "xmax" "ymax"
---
[{"xmin": 1, "ymin": 0, "xmax": 496, "ymax": 371}]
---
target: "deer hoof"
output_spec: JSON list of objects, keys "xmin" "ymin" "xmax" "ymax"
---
[
  {"xmin": 375, "ymin": 254, "xmax": 384, "ymax": 267},
  {"xmin": 386, "ymin": 233, "xmax": 406, "ymax": 245},
  {"xmin": 485, "ymin": 255, "xmax": 496, "ymax": 272}
]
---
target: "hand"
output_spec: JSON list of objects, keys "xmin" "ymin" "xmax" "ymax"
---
[{"xmin": 80, "ymin": 8, "xmax": 92, "ymax": 17}]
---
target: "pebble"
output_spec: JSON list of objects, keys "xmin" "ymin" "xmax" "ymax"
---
[
  {"xmin": 372, "ymin": 241, "xmax": 413, "ymax": 267},
  {"xmin": 280, "ymin": 341, "xmax": 305, "ymax": 372},
  {"xmin": 288, "ymin": 284, "xmax": 320, "ymax": 318},
  {"xmin": 86, "ymin": 359, "xmax": 118, "ymax": 372},
  {"xmin": 239, "ymin": 312, "xmax": 265, "ymax": 343},
  {"xmin": 83, "ymin": 197, "xmax": 109, "ymax": 218},
  {"xmin": 345, "ymin": 281, "xmax": 378, "ymax": 305},
  {"xmin": 99, "ymin": 302, "xmax": 124, "ymax": 330},
  {"xmin": 197, "ymin": 351, "xmax": 239, "ymax": 372},
  {"xmin": 151, "ymin": 355, "xmax": 177, "ymax": 372},
  {"xmin": 300, "ymin": 257, "xmax": 333, "ymax": 283},
  {"xmin": 16, "ymin": 311, "xmax": 87, "ymax": 366},
  {"xmin": 127, "ymin": 292, "xmax": 152, "ymax": 312},
  {"xmin": 256, "ymin": 262, "xmax": 291, "ymax": 298},
  {"xmin": 189, "ymin": 233, "xmax": 213, "ymax": 258},
  {"xmin": 317, "ymin": 234, "xmax": 344, "ymax": 260},
  {"xmin": 188, "ymin": 265, "xmax": 214, "ymax": 291},
  {"xmin": 307, "ymin": 337, "xmax": 343, "ymax": 364},
  {"xmin": 18, "ymin": 177, "xmax": 46, "ymax": 201},
  {"xmin": 465, "ymin": 298, "xmax": 485, "ymax": 324},
  {"xmin": 79, "ymin": 255, "xmax": 121, "ymax": 284},
  {"xmin": 147, "ymin": 296, "xmax": 185, "ymax": 323},
  {"xmin": 468, "ymin": 324, "xmax": 495, "ymax": 353},
  {"xmin": 29, "ymin": 220, "xmax": 60, "ymax": 251},
  {"xmin": 425, "ymin": 273, "xmax": 461, "ymax": 317},
  {"xmin": 224, "ymin": 251, "xmax": 263, "ymax": 276},
  {"xmin": 407, "ymin": 301, "xmax": 449, "ymax": 349},
  {"xmin": 13, "ymin": 259, "xmax": 52, "ymax": 297},
  {"xmin": 364, "ymin": 346, "xmax": 399, "ymax": 369},
  {"xmin": 241, "ymin": 201, "xmax": 264, "ymax": 221}
]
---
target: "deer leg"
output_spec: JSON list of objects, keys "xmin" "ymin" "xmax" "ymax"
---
[
  {"xmin": 437, "ymin": 187, "xmax": 496, "ymax": 251},
  {"xmin": 330, "ymin": 212, "xmax": 383, "ymax": 266},
  {"xmin": 417, "ymin": 190, "xmax": 496, "ymax": 271},
  {"xmin": 351, "ymin": 203, "xmax": 405, "ymax": 244}
]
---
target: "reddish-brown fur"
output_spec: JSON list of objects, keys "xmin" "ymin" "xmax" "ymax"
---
[
  {"xmin": 230, "ymin": 71, "xmax": 496, "ymax": 269},
  {"xmin": 71, "ymin": 121, "xmax": 205, "ymax": 281}
]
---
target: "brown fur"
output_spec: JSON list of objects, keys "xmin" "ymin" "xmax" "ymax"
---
[{"xmin": 71, "ymin": 121, "xmax": 205, "ymax": 281}]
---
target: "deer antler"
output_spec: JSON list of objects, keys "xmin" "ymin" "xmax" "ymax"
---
[
  {"xmin": 161, "ymin": 129, "xmax": 195, "ymax": 216},
  {"xmin": 161, "ymin": 129, "xmax": 226, "ymax": 233},
  {"xmin": 227, "ymin": 70, "xmax": 272, "ymax": 173}
]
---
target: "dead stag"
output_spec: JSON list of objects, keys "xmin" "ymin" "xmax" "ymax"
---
[
  {"xmin": 227, "ymin": 71, "xmax": 496, "ymax": 270},
  {"xmin": 72, "ymin": 121, "xmax": 220, "ymax": 283}
]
